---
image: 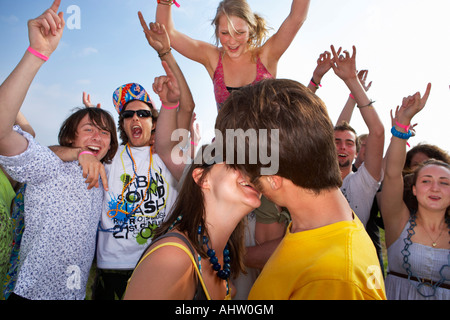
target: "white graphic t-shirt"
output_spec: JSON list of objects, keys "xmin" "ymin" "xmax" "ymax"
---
[{"xmin": 96, "ymin": 145, "xmax": 179, "ymax": 269}]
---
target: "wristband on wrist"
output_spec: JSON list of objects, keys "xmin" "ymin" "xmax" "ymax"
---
[
  {"xmin": 157, "ymin": 0, "xmax": 180, "ymax": 7},
  {"xmin": 357, "ymin": 100, "xmax": 375, "ymax": 109},
  {"xmin": 391, "ymin": 126, "xmax": 412, "ymax": 140},
  {"xmin": 349, "ymin": 93, "xmax": 355, "ymax": 100},
  {"xmin": 158, "ymin": 48, "xmax": 172, "ymax": 58},
  {"xmin": 395, "ymin": 120, "xmax": 410, "ymax": 132},
  {"xmin": 310, "ymin": 77, "xmax": 322, "ymax": 89},
  {"xmin": 161, "ymin": 101, "xmax": 180, "ymax": 110},
  {"xmin": 190, "ymin": 140, "xmax": 198, "ymax": 146},
  {"xmin": 27, "ymin": 46, "xmax": 49, "ymax": 61},
  {"xmin": 79, "ymin": 150, "xmax": 95, "ymax": 157}
]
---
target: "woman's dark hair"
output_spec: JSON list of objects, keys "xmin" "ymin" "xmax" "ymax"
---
[
  {"xmin": 404, "ymin": 143, "xmax": 450, "ymax": 174},
  {"xmin": 154, "ymin": 145, "xmax": 246, "ymax": 277},
  {"xmin": 58, "ymin": 107, "xmax": 118, "ymax": 164}
]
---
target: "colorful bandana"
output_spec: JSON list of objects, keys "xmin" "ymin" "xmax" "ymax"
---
[{"xmin": 112, "ymin": 83, "xmax": 154, "ymax": 114}]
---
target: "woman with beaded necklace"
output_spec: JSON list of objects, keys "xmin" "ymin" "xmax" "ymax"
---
[
  {"xmin": 380, "ymin": 83, "xmax": 450, "ymax": 299},
  {"xmin": 123, "ymin": 40, "xmax": 262, "ymax": 299},
  {"xmin": 124, "ymin": 145, "xmax": 262, "ymax": 300}
]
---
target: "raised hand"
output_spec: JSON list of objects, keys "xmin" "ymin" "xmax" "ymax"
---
[
  {"xmin": 313, "ymin": 51, "xmax": 334, "ymax": 82},
  {"xmin": 27, "ymin": 0, "xmax": 65, "ymax": 58},
  {"xmin": 138, "ymin": 12, "xmax": 170, "ymax": 55},
  {"xmin": 82, "ymin": 92, "xmax": 101, "ymax": 108},
  {"xmin": 358, "ymin": 70, "xmax": 372, "ymax": 92},
  {"xmin": 330, "ymin": 45, "xmax": 357, "ymax": 82},
  {"xmin": 395, "ymin": 83, "xmax": 432, "ymax": 125},
  {"xmin": 152, "ymin": 61, "xmax": 180, "ymax": 106}
]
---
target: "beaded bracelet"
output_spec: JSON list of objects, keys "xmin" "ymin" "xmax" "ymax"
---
[
  {"xmin": 158, "ymin": 48, "xmax": 172, "ymax": 58},
  {"xmin": 391, "ymin": 126, "xmax": 412, "ymax": 140}
]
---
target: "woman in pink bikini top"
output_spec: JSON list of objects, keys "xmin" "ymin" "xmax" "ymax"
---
[
  {"xmin": 213, "ymin": 52, "xmax": 273, "ymax": 110},
  {"xmin": 156, "ymin": 0, "xmax": 311, "ymax": 111}
]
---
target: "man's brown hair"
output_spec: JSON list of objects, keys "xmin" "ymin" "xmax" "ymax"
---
[{"xmin": 215, "ymin": 78, "xmax": 342, "ymax": 194}]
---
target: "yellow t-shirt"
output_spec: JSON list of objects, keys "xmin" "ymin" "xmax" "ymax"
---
[{"xmin": 248, "ymin": 215, "xmax": 386, "ymax": 300}]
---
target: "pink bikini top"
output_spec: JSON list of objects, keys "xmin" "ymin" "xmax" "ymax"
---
[{"xmin": 213, "ymin": 53, "xmax": 273, "ymax": 110}]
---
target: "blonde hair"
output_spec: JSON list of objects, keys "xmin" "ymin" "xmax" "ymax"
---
[{"xmin": 212, "ymin": 0, "xmax": 270, "ymax": 51}]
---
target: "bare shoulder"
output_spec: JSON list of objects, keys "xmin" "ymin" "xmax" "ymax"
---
[
  {"xmin": 142, "ymin": 235, "xmax": 196, "ymax": 268},
  {"xmin": 124, "ymin": 235, "xmax": 197, "ymax": 299}
]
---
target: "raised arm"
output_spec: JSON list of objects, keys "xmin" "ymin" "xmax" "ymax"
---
[
  {"xmin": 155, "ymin": 2, "xmax": 218, "ymax": 74},
  {"xmin": 15, "ymin": 111, "xmax": 36, "ymax": 138},
  {"xmin": 331, "ymin": 45, "xmax": 384, "ymax": 182},
  {"xmin": 0, "ymin": 0, "xmax": 64, "ymax": 156},
  {"xmin": 139, "ymin": 14, "xmax": 195, "ymax": 180},
  {"xmin": 261, "ymin": 0, "xmax": 311, "ymax": 65},
  {"xmin": 380, "ymin": 83, "xmax": 431, "ymax": 247},
  {"xmin": 336, "ymin": 69, "xmax": 372, "ymax": 125},
  {"xmin": 139, "ymin": 14, "xmax": 194, "ymax": 130},
  {"xmin": 307, "ymin": 50, "xmax": 335, "ymax": 93}
]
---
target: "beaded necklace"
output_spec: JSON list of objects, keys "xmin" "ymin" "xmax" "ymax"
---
[
  {"xmin": 402, "ymin": 213, "xmax": 450, "ymax": 297},
  {"xmin": 197, "ymin": 225, "xmax": 231, "ymax": 295},
  {"xmin": 167, "ymin": 216, "xmax": 231, "ymax": 296},
  {"xmin": 106, "ymin": 144, "xmax": 152, "ymax": 218}
]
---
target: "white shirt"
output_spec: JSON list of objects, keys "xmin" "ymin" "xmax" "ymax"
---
[
  {"xmin": 340, "ymin": 163, "xmax": 381, "ymax": 227},
  {"xmin": 96, "ymin": 145, "xmax": 179, "ymax": 269}
]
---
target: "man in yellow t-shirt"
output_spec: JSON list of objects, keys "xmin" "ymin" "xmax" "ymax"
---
[
  {"xmin": 249, "ymin": 215, "xmax": 385, "ymax": 300},
  {"xmin": 215, "ymin": 46, "xmax": 386, "ymax": 300}
]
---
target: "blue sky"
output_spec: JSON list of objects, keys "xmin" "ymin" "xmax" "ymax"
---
[{"xmin": 1, "ymin": 0, "xmax": 449, "ymax": 155}]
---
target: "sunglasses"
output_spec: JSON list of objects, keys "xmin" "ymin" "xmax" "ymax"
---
[{"xmin": 121, "ymin": 109, "xmax": 153, "ymax": 119}]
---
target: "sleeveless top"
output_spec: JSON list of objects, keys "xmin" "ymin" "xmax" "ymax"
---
[
  {"xmin": 128, "ymin": 232, "xmax": 231, "ymax": 300},
  {"xmin": 213, "ymin": 52, "xmax": 273, "ymax": 110},
  {"xmin": 386, "ymin": 220, "xmax": 450, "ymax": 300}
]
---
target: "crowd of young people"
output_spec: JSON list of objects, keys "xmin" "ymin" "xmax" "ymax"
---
[{"xmin": 0, "ymin": 0, "xmax": 448, "ymax": 301}]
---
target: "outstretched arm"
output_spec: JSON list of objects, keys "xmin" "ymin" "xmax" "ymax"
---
[
  {"xmin": 155, "ymin": 2, "xmax": 218, "ymax": 75},
  {"xmin": 139, "ymin": 14, "xmax": 195, "ymax": 180},
  {"xmin": 380, "ymin": 84, "xmax": 431, "ymax": 247},
  {"xmin": 0, "ymin": 0, "xmax": 64, "ymax": 156},
  {"xmin": 331, "ymin": 45, "xmax": 384, "ymax": 182},
  {"xmin": 307, "ymin": 50, "xmax": 335, "ymax": 93},
  {"xmin": 261, "ymin": 0, "xmax": 311, "ymax": 67},
  {"xmin": 336, "ymin": 69, "xmax": 372, "ymax": 125}
]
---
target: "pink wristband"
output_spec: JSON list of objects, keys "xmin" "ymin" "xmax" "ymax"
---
[
  {"xmin": 161, "ymin": 101, "xmax": 180, "ymax": 110},
  {"xmin": 27, "ymin": 46, "xmax": 49, "ymax": 61},
  {"xmin": 349, "ymin": 93, "xmax": 355, "ymax": 100},
  {"xmin": 190, "ymin": 140, "xmax": 198, "ymax": 146},
  {"xmin": 395, "ymin": 120, "xmax": 410, "ymax": 132},
  {"xmin": 173, "ymin": 0, "xmax": 180, "ymax": 7},
  {"xmin": 79, "ymin": 151, "xmax": 95, "ymax": 157}
]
